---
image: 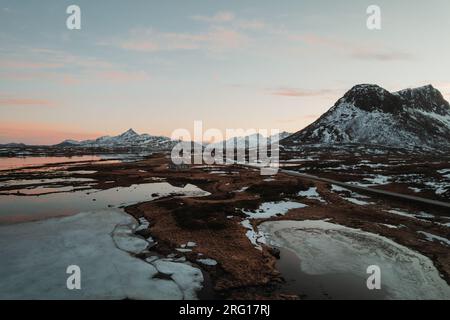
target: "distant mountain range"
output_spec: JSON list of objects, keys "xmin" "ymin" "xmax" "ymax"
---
[
  {"xmin": 55, "ymin": 129, "xmax": 293, "ymax": 149},
  {"xmin": 208, "ymin": 131, "xmax": 292, "ymax": 149},
  {"xmin": 0, "ymin": 129, "xmax": 292, "ymax": 151},
  {"xmin": 282, "ymin": 84, "xmax": 450, "ymax": 151},
  {"xmin": 55, "ymin": 128, "xmax": 177, "ymax": 150}
]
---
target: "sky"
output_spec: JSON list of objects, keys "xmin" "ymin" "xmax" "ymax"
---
[{"xmin": 1, "ymin": 0, "xmax": 450, "ymax": 144}]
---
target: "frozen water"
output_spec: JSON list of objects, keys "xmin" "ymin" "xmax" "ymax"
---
[
  {"xmin": 0, "ymin": 210, "xmax": 190, "ymax": 299},
  {"xmin": 152, "ymin": 260, "xmax": 204, "ymax": 300},
  {"xmin": 0, "ymin": 209, "xmax": 205, "ymax": 299},
  {"xmin": 260, "ymin": 220, "xmax": 450, "ymax": 299}
]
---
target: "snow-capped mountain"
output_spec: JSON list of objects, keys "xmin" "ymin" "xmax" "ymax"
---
[
  {"xmin": 282, "ymin": 84, "xmax": 450, "ymax": 150},
  {"xmin": 208, "ymin": 131, "xmax": 292, "ymax": 149},
  {"xmin": 57, "ymin": 129, "xmax": 177, "ymax": 150}
]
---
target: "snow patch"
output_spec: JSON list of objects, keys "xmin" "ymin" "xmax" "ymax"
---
[
  {"xmin": 240, "ymin": 219, "xmax": 266, "ymax": 250},
  {"xmin": 344, "ymin": 197, "xmax": 371, "ymax": 206},
  {"xmin": 197, "ymin": 258, "xmax": 218, "ymax": 266},
  {"xmin": 242, "ymin": 201, "xmax": 307, "ymax": 219},
  {"xmin": 298, "ymin": 187, "xmax": 326, "ymax": 203},
  {"xmin": 417, "ymin": 231, "xmax": 450, "ymax": 246}
]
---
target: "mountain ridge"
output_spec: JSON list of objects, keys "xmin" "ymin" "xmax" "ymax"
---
[
  {"xmin": 282, "ymin": 84, "xmax": 450, "ymax": 151},
  {"xmin": 56, "ymin": 129, "xmax": 177, "ymax": 150}
]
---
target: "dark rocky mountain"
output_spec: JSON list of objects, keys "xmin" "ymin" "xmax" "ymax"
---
[{"xmin": 281, "ymin": 84, "xmax": 450, "ymax": 151}]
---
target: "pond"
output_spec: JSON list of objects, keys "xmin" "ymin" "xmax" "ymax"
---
[{"xmin": 259, "ymin": 220, "xmax": 450, "ymax": 300}]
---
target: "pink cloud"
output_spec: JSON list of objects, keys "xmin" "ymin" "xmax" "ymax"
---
[
  {"xmin": 111, "ymin": 27, "xmax": 248, "ymax": 53},
  {"xmin": 216, "ymin": 28, "xmax": 246, "ymax": 49},
  {"xmin": 61, "ymin": 75, "xmax": 80, "ymax": 85},
  {"xmin": 0, "ymin": 48, "xmax": 114, "ymax": 72},
  {"xmin": 190, "ymin": 11, "xmax": 264, "ymax": 31},
  {"xmin": 290, "ymin": 33, "xmax": 413, "ymax": 61},
  {"xmin": 96, "ymin": 70, "xmax": 150, "ymax": 82},
  {"xmin": 0, "ymin": 121, "xmax": 102, "ymax": 145},
  {"xmin": 0, "ymin": 95, "xmax": 57, "ymax": 107}
]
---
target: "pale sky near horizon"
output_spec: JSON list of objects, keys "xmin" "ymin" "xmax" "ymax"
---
[{"xmin": 1, "ymin": 0, "xmax": 450, "ymax": 144}]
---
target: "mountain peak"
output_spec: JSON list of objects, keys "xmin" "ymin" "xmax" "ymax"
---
[
  {"xmin": 120, "ymin": 128, "xmax": 138, "ymax": 137},
  {"xmin": 395, "ymin": 84, "xmax": 437, "ymax": 95},
  {"xmin": 395, "ymin": 85, "xmax": 449, "ymax": 114},
  {"xmin": 53, "ymin": 128, "xmax": 176, "ymax": 150},
  {"xmin": 282, "ymin": 84, "xmax": 450, "ymax": 150},
  {"xmin": 419, "ymin": 84, "xmax": 435, "ymax": 90},
  {"xmin": 338, "ymin": 84, "xmax": 400, "ymax": 114},
  {"xmin": 394, "ymin": 84, "xmax": 443, "ymax": 99},
  {"xmin": 344, "ymin": 84, "xmax": 390, "ymax": 96},
  {"xmin": 349, "ymin": 84, "xmax": 385, "ymax": 91}
]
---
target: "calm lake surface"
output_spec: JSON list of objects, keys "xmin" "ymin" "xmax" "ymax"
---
[
  {"xmin": 0, "ymin": 155, "xmax": 102, "ymax": 171},
  {"xmin": 0, "ymin": 153, "xmax": 153, "ymax": 171},
  {"xmin": 0, "ymin": 182, "xmax": 209, "ymax": 224}
]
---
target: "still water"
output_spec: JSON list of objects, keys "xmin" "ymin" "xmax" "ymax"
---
[
  {"xmin": 0, "ymin": 153, "xmax": 152, "ymax": 171},
  {"xmin": 0, "ymin": 156, "xmax": 103, "ymax": 171},
  {"xmin": 0, "ymin": 182, "xmax": 209, "ymax": 224}
]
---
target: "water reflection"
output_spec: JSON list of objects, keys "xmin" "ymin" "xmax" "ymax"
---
[
  {"xmin": 0, "ymin": 156, "xmax": 102, "ymax": 171},
  {"xmin": 0, "ymin": 153, "xmax": 152, "ymax": 171},
  {"xmin": 0, "ymin": 182, "xmax": 209, "ymax": 224}
]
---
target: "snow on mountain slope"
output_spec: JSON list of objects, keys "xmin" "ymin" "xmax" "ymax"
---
[
  {"xmin": 209, "ymin": 131, "xmax": 292, "ymax": 149},
  {"xmin": 282, "ymin": 84, "xmax": 450, "ymax": 150},
  {"xmin": 56, "ymin": 129, "xmax": 177, "ymax": 150}
]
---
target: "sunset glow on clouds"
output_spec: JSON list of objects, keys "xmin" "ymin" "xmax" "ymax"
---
[
  {"xmin": 0, "ymin": 121, "xmax": 102, "ymax": 145},
  {"xmin": 0, "ymin": 96, "xmax": 57, "ymax": 108},
  {"xmin": 1, "ymin": 0, "xmax": 450, "ymax": 144},
  {"xmin": 109, "ymin": 26, "xmax": 249, "ymax": 53}
]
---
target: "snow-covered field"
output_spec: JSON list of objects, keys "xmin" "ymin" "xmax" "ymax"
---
[
  {"xmin": 0, "ymin": 210, "xmax": 203, "ymax": 299},
  {"xmin": 259, "ymin": 220, "xmax": 450, "ymax": 300}
]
